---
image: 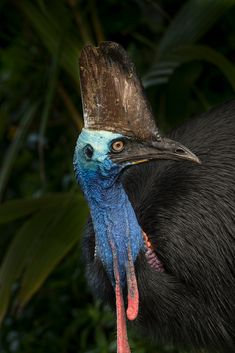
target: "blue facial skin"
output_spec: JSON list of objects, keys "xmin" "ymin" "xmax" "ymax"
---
[{"xmin": 73, "ymin": 129, "xmax": 144, "ymax": 287}]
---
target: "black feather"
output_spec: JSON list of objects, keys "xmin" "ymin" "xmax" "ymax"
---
[{"xmin": 82, "ymin": 100, "xmax": 235, "ymax": 352}]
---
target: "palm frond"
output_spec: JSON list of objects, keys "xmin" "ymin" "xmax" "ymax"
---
[{"xmin": 0, "ymin": 192, "xmax": 88, "ymax": 322}]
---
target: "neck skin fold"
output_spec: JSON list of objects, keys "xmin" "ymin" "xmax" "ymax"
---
[{"xmin": 79, "ymin": 169, "xmax": 144, "ymax": 286}]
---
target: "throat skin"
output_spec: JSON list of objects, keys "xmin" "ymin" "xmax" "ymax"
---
[{"xmin": 80, "ymin": 172, "xmax": 144, "ymax": 286}]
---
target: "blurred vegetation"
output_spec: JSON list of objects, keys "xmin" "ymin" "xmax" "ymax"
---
[{"xmin": 0, "ymin": 0, "xmax": 235, "ymax": 352}]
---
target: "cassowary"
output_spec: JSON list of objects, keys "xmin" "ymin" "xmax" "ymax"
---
[{"xmin": 73, "ymin": 42, "xmax": 235, "ymax": 353}]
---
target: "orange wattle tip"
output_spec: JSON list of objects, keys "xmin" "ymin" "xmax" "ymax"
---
[
  {"xmin": 126, "ymin": 245, "xmax": 139, "ymax": 321},
  {"xmin": 127, "ymin": 293, "xmax": 139, "ymax": 320}
]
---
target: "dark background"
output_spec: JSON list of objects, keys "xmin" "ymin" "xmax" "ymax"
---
[{"xmin": 0, "ymin": 0, "xmax": 235, "ymax": 352}]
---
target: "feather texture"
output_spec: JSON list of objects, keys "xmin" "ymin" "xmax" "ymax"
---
[{"xmin": 83, "ymin": 100, "xmax": 235, "ymax": 352}]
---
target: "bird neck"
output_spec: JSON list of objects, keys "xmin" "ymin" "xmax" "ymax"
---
[{"xmin": 80, "ymin": 171, "xmax": 144, "ymax": 286}]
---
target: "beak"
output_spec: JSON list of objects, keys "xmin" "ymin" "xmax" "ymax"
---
[{"xmin": 111, "ymin": 137, "xmax": 201, "ymax": 165}]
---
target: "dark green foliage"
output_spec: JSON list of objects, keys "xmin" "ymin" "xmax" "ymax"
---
[{"xmin": 0, "ymin": 0, "xmax": 235, "ymax": 352}]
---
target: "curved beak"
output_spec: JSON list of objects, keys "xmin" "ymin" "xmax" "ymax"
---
[{"xmin": 111, "ymin": 137, "xmax": 201, "ymax": 165}]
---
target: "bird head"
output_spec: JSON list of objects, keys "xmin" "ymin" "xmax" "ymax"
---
[
  {"xmin": 75, "ymin": 42, "xmax": 199, "ymax": 185},
  {"xmin": 74, "ymin": 129, "xmax": 199, "ymax": 186}
]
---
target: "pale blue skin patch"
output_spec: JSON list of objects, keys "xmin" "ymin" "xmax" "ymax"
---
[{"xmin": 74, "ymin": 128, "xmax": 144, "ymax": 286}]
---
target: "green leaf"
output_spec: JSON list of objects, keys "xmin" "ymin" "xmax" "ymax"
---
[
  {"xmin": 165, "ymin": 62, "xmax": 203, "ymax": 126},
  {"xmin": 0, "ymin": 193, "xmax": 82, "ymax": 224},
  {"xmin": 158, "ymin": 0, "xmax": 235, "ymax": 58},
  {"xmin": 143, "ymin": 61, "xmax": 180, "ymax": 87},
  {"xmin": 0, "ymin": 103, "xmax": 38, "ymax": 201},
  {"xmin": 19, "ymin": 1, "xmax": 82, "ymax": 84},
  {"xmin": 0, "ymin": 194, "xmax": 88, "ymax": 322},
  {"xmin": 143, "ymin": 0, "xmax": 235, "ymax": 88},
  {"xmin": 38, "ymin": 40, "xmax": 61, "ymax": 185},
  {"xmin": 143, "ymin": 44, "xmax": 235, "ymax": 91},
  {"xmin": 174, "ymin": 45, "xmax": 235, "ymax": 91}
]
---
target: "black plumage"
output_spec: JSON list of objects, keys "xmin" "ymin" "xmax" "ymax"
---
[{"xmin": 83, "ymin": 100, "xmax": 235, "ymax": 352}]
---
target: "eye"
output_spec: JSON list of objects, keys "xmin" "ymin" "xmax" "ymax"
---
[
  {"xmin": 83, "ymin": 144, "xmax": 94, "ymax": 159},
  {"xmin": 111, "ymin": 140, "xmax": 125, "ymax": 153}
]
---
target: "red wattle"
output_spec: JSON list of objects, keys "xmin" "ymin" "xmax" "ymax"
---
[
  {"xmin": 110, "ymin": 238, "xmax": 131, "ymax": 353},
  {"xmin": 126, "ymin": 246, "xmax": 139, "ymax": 321},
  {"xmin": 115, "ymin": 277, "xmax": 131, "ymax": 353},
  {"xmin": 126, "ymin": 292, "xmax": 139, "ymax": 321}
]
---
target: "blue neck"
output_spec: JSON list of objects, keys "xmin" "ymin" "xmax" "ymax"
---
[{"xmin": 78, "ymin": 170, "xmax": 144, "ymax": 286}]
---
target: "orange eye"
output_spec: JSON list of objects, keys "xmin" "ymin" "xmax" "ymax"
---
[{"xmin": 111, "ymin": 140, "xmax": 125, "ymax": 153}]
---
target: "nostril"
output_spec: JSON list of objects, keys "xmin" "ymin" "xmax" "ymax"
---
[{"xmin": 175, "ymin": 147, "xmax": 185, "ymax": 154}]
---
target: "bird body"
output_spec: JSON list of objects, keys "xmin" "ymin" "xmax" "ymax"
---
[
  {"xmin": 83, "ymin": 101, "xmax": 235, "ymax": 352},
  {"xmin": 74, "ymin": 42, "xmax": 235, "ymax": 353}
]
